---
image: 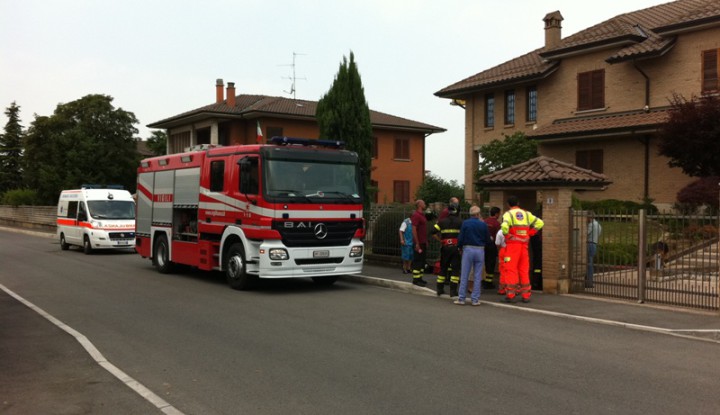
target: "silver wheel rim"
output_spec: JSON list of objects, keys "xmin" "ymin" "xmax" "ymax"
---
[{"xmin": 228, "ymin": 255, "xmax": 244, "ymax": 280}]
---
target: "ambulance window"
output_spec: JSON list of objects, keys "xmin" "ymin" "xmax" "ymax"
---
[
  {"xmin": 67, "ymin": 201, "xmax": 78, "ymax": 218},
  {"xmin": 210, "ymin": 160, "xmax": 225, "ymax": 191}
]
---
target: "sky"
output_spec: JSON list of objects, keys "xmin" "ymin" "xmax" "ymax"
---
[{"xmin": 1, "ymin": 0, "xmax": 668, "ymax": 186}]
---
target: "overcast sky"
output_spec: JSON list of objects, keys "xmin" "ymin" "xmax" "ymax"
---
[{"xmin": 1, "ymin": 0, "xmax": 667, "ymax": 185}]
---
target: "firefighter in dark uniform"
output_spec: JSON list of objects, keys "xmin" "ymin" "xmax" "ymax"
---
[{"xmin": 432, "ymin": 202, "xmax": 463, "ymax": 297}]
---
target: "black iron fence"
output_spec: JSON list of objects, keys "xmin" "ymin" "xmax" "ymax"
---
[{"xmin": 570, "ymin": 209, "xmax": 719, "ymax": 311}]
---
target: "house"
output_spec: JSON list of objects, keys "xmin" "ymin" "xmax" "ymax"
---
[
  {"xmin": 435, "ymin": 0, "xmax": 720, "ymax": 210},
  {"xmin": 147, "ymin": 80, "xmax": 445, "ymax": 205}
]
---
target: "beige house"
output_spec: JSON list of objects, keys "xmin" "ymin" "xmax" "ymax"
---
[
  {"xmin": 436, "ymin": 0, "xmax": 720, "ymax": 211},
  {"xmin": 148, "ymin": 80, "xmax": 445, "ymax": 205}
]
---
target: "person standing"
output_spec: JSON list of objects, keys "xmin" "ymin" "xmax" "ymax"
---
[
  {"xmin": 586, "ymin": 213, "xmax": 602, "ymax": 288},
  {"xmin": 438, "ymin": 196, "xmax": 460, "ymax": 221},
  {"xmin": 455, "ymin": 205, "xmax": 491, "ymax": 306},
  {"xmin": 495, "ymin": 229, "xmax": 508, "ymax": 295},
  {"xmin": 482, "ymin": 206, "xmax": 501, "ymax": 290},
  {"xmin": 432, "ymin": 202, "xmax": 463, "ymax": 297},
  {"xmin": 500, "ymin": 196, "xmax": 544, "ymax": 303},
  {"xmin": 410, "ymin": 199, "xmax": 429, "ymax": 287},
  {"xmin": 398, "ymin": 216, "xmax": 413, "ymax": 274}
]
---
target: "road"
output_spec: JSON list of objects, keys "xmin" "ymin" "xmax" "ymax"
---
[{"xmin": 1, "ymin": 230, "xmax": 719, "ymax": 415}]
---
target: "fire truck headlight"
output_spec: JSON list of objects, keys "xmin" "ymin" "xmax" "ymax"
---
[
  {"xmin": 269, "ymin": 248, "xmax": 289, "ymax": 260},
  {"xmin": 349, "ymin": 245, "xmax": 363, "ymax": 257}
]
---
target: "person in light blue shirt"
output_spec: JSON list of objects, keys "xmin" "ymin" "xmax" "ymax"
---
[
  {"xmin": 399, "ymin": 217, "xmax": 413, "ymax": 274},
  {"xmin": 586, "ymin": 213, "xmax": 602, "ymax": 288}
]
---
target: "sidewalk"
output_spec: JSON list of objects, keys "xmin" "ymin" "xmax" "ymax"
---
[{"xmin": 2, "ymin": 226, "xmax": 720, "ymax": 414}]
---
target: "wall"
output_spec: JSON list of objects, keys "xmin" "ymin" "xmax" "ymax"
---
[{"xmin": 0, "ymin": 206, "xmax": 56, "ymax": 233}]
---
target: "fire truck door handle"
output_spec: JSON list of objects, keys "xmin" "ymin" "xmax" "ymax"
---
[
  {"xmin": 206, "ymin": 218, "xmax": 211, "ymax": 223},
  {"xmin": 235, "ymin": 219, "xmax": 242, "ymax": 225}
]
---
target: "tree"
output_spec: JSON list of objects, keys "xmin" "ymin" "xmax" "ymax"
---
[
  {"xmin": 146, "ymin": 130, "xmax": 167, "ymax": 156},
  {"xmin": 475, "ymin": 132, "xmax": 538, "ymax": 189},
  {"xmin": 0, "ymin": 102, "xmax": 24, "ymax": 194},
  {"xmin": 675, "ymin": 176, "xmax": 719, "ymax": 213},
  {"xmin": 658, "ymin": 93, "xmax": 720, "ymax": 177},
  {"xmin": 23, "ymin": 94, "xmax": 140, "ymax": 204},
  {"xmin": 316, "ymin": 51, "xmax": 373, "ymax": 210},
  {"xmin": 414, "ymin": 173, "xmax": 464, "ymax": 206}
]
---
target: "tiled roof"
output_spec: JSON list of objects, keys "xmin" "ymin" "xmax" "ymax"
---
[
  {"xmin": 436, "ymin": 0, "xmax": 720, "ymax": 97},
  {"xmin": 148, "ymin": 94, "xmax": 445, "ymax": 133},
  {"xmin": 527, "ymin": 107, "xmax": 672, "ymax": 140},
  {"xmin": 478, "ymin": 156, "xmax": 611, "ymax": 188}
]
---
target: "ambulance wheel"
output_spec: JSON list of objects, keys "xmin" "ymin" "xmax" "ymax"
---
[
  {"xmin": 59, "ymin": 234, "xmax": 69, "ymax": 251},
  {"xmin": 83, "ymin": 236, "xmax": 93, "ymax": 255},
  {"xmin": 153, "ymin": 234, "xmax": 174, "ymax": 274},
  {"xmin": 312, "ymin": 276, "xmax": 338, "ymax": 286},
  {"xmin": 225, "ymin": 242, "xmax": 254, "ymax": 290}
]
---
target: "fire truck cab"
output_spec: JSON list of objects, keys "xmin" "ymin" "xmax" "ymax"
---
[{"xmin": 135, "ymin": 137, "xmax": 365, "ymax": 290}]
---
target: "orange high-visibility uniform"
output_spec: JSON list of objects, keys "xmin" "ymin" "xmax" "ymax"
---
[{"xmin": 501, "ymin": 207, "xmax": 543, "ymax": 300}]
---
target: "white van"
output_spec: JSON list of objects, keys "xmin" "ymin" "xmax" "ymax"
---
[{"xmin": 56, "ymin": 186, "xmax": 136, "ymax": 254}]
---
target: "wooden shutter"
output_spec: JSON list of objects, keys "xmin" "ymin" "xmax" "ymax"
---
[{"xmin": 702, "ymin": 49, "xmax": 719, "ymax": 93}]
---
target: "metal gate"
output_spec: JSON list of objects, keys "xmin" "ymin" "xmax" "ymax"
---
[{"xmin": 570, "ymin": 209, "xmax": 720, "ymax": 311}]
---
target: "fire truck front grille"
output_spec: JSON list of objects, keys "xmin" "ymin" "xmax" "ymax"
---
[
  {"xmin": 108, "ymin": 232, "xmax": 135, "ymax": 240},
  {"xmin": 273, "ymin": 221, "xmax": 360, "ymax": 247},
  {"xmin": 295, "ymin": 257, "xmax": 344, "ymax": 265}
]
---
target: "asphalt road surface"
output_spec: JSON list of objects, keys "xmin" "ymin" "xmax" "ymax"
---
[{"xmin": 1, "ymin": 230, "xmax": 719, "ymax": 414}]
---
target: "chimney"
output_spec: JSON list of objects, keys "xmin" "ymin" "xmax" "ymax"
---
[
  {"xmin": 216, "ymin": 79, "xmax": 224, "ymax": 103},
  {"xmin": 543, "ymin": 11, "xmax": 563, "ymax": 49},
  {"xmin": 226, "ymin": 82, "xmax": 236, "ymax": 107}
]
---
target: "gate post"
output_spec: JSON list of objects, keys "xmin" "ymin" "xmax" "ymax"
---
[
  {"xmin": 638, "ymin": 209, "xmax": 646, "ymax": 304},
  {"xmin": 539, "ymin": 188, "xmax": 573, "ymax": 294}
]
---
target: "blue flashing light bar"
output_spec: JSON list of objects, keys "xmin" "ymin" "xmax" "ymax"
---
[{"xmin": 269, "ymin": 136, "xmax": 345, "ymax": 149}]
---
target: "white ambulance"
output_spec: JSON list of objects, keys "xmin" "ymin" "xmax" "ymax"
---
[{"xmin": 56, "ymin": 186, "xmax": 136, "ymax": 253}]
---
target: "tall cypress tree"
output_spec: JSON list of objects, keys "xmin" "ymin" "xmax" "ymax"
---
[
  {"xmin": 0, "ymin": 102, "xmax": 24, "ymax": 194},
  {"xmin": 316, "ymin": 52, "xmax": 373, "ymax": 210}
]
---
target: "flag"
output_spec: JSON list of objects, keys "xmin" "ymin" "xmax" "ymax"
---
[{"xmin": 256, "ymin": 120, "xmax": 263, "ymax": 143}]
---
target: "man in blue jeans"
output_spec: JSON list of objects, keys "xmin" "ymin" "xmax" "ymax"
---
[
  {"xmin": 586, "ymin": 213, "xmax": 602, "ymax": 288},
  {"xmin": 455, "ymin": 205, "xmax": 491, "ymax": 305}
]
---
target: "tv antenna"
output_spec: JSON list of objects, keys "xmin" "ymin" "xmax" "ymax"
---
[{"xmin": 280, "ymin": 52, "xmax": 306, "ymax": 100}]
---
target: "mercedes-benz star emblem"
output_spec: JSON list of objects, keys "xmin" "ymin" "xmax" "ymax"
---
[{"xmin": 314, "ymin": 223, "xmax": 328, "ymax": 240}]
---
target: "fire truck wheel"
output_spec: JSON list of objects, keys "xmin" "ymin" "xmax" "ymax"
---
[
  {"xmin": 312, "ymin": 276, "xmax": 338, "ymax": 286},
  {"xmin": 153, "ymin": 234, "xmax": 174, "ymax": 274},
  {"xmin": 83, "ymin": 236, "xmax": 93, "ymax": 255},
  {"xmin": 59, "ymin": 234, "xmax": 70, "ymax": 251},
  {"xmin": 225, "ymin": 243, "xmax": 253, "ymax": 290}
]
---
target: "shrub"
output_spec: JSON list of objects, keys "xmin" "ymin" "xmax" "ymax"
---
[
  {"xmin": 598, "ymin": 242, "xmax": 638, "ymax": 266},
  {"xmin": 676, "ymin": 176, "xmax": 719, "ymax": 214},
  {"xmin": 1, "ymin": 189, "xmax": 39, "ymax": 207},
  {"xmin": 578, "ymin": 199, "xmax": 658, "ymax": 214}
]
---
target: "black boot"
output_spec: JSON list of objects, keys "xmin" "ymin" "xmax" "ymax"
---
[
  {"xmin": 436, "ymin": 282, "xmax": 445, "ymax": 296},
  {"xmin": 450, "ymin": 282, "xmax": 458, "ymax": 298},
  {"xmin": 413, "ymin": 278, "xmax": 428, "ymax": 287}
]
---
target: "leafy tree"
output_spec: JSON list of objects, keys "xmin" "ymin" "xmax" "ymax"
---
[
  {"xmin": 23, "ymin": 94, "xmax": 139, "ymax": 204},
  {"xmin": 475, "ymin": 132, "xmax": 537, "ymax": 192},
  {"xmin": 0, "ymin": 102, "xmax": 25, "ymax": 194},
  {"xmin": 316, "ymin": 51, "xmax": 373, "ymax": 210},
  {"xmin": 658, "ymin": 93, "xmax": 720, "ymax": 177},
  {"xmin": 415, "ymin": 173, "xmax": 464, "ymax": 206},
  {"xmin": 675, "ymin": 176, "xmax": 719, "ymax": 213},
  {"xmin": 146, "ymin": 129, "xmax": 167, "ymax": 156}
]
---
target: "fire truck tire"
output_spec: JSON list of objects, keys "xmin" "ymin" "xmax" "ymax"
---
[
  {"xmin": 153, "ymin": 234, "xmax": 174, "ymax": 274},
  {"xmin": 312, "ymin": 276, "xmax": 338, "ymax": 286},
  {"xmin": 59, "ymin": 234, "xmax": 70, "ymax": 251},
  {"xmin": 225, "ymin": 243, "xmax": 254, "ymax": 290},
  {"xmin": 83, "ymin": 235, "xmax": 93, "ymax": 255}
]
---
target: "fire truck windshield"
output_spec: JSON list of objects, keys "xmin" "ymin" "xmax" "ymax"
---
[{"xmin": 264, "ymin": 159, "xmax": 361, "ymax": 203}]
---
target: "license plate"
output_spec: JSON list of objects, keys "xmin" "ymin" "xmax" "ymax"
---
[{"xmin": 313, "ymin": 250, "xmax": 329, "ymax": 258}]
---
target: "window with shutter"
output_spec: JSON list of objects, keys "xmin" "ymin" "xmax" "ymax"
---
[
  {"xmin": 577, "ymin": 70, "xmax": 605, "ymax": 111},
  {"xmin": 393, "ymin": 181, "xmax": 410, "ymax": 203},
  {"xmin": 702, "ymin": 49, "xmax": 719, "ymax": 93},
  {"xmin": 576, "ymin": 149, "xmax": 603, "ymax": 173},
  {"xmin": 393, "ymin": 137, "xmax": 410, "ymax": 160}
]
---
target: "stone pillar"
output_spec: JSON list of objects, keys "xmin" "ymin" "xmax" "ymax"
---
[
  {"xmin": 210, "ymin": 123, "xmax": 219, "ymax": 146},
  {"xmin": 539, "ymin": 188, "xmax": 573, "ymax": 294}
]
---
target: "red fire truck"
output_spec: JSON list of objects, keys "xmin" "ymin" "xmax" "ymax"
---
[{"xmin": 135, "ymin": 137, "xmax": 365, "ymax": 289}]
